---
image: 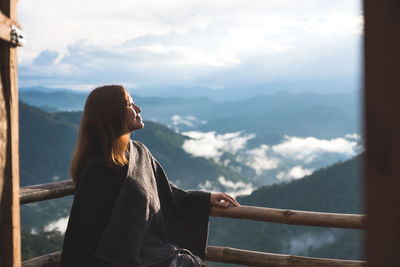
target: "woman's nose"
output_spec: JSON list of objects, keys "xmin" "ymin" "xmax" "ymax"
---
[{"xmin": 134, "ymin": 105, "xmax": 142, "ymax": 113}]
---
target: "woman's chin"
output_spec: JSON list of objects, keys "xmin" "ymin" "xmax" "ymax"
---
[
  {"xmin": 128, "ymin": 123, "xmax": 144, "ymax": 133},
  {"xmin": 134, "ymin": 122, "xmax": 144, "ymax": 130}
]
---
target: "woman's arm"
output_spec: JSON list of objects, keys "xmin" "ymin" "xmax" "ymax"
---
[
  {"xmin": 148, "ymin": 148, "xmax": 240, "ymax": 211},
  {"xmin": 168, "ymin": 180, "xmax": 211, "ymax": 212},
  {"xmin": 169, "ymin": 177, "xmax": 240, "ymax": 209}
]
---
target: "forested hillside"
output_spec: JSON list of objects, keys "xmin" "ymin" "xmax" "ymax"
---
[{"xmin": 209, "ymin": 155, "xmax": 363, "ymax": 266}]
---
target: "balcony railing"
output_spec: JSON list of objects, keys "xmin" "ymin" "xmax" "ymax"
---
[{"xmin": 20, "ymin": 180, "xmax": 367, "ymax": 267}]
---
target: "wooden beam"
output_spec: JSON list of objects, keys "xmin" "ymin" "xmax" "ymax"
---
[
  {"xmin": 211, "ymin": 205, "xmax": 366, "ymax": 229},
  {"xmin": 0, "ymin": 10, "xmax": 20, "ymax": 28},
  {"xmin": 205, "ymin": 246, "xmax": 366, "ymax": 267},
  {"xmin": 364, "ymin": 0, "xmax": 400, "ymax": 266},
  {"xmin": 19, "ymin": 180, "xmax": 75, "ymax": 204},
  {"xmin": 0, "ymin": 10, "xmax": 22, "ymax": 46},
  {"xmin": 21, "ymin": 251, "xmax": 60, "ymax": 267},
  {"xmin": 0, "ymin": 0, "xmax": 20, "ymax": 265}
]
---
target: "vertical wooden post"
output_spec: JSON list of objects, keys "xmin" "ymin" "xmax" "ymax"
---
[
  {"xmin": 0, "ymin": 0, "xmax": 20, "ymax": 265},
  {"xmin": 364, "ymin": 1, "xmax": 400, "ymax": 267}
]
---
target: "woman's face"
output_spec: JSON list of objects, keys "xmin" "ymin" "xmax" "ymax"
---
[{"xmin": 126, "ymin": 95, "xmax": 144, "ymax": 132}]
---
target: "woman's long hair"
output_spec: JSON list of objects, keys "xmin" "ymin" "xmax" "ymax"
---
[{"xmin": 70, "ymin": 85, "xmax": 130, "ymax": 183}]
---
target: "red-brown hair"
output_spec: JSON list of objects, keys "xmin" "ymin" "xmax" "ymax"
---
[{"xmin": 70, "ymin": 85, "xmax": 130, "ymax": 183}]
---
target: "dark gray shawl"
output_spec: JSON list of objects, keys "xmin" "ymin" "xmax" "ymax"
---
[{"xmin": 60, "ymin": 140, "xmax": 211, "ymax": 267}]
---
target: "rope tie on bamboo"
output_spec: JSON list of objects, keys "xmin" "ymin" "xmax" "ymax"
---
[
  {"xmin": 284, "ymin": 209, "xmax": 290, "ymax": 225},
  {"xmin": 222, "ymin": 247, "xmax": 227, "ymax": 262},
  {"xmin": 288, "ymin": 255, "xmax": 294, "ymax": 267}
]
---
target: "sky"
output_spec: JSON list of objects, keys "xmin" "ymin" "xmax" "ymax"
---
[{"xmin": 18, "ymin": 0, "xmax": 363, "ymax": 99}]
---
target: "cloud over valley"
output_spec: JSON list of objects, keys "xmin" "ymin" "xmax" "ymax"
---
[{"xmin": 182, "ymin": 131, "xmax": 362, "ymax": 189}]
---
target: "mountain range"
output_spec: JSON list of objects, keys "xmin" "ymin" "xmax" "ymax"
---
[{"xmin": 19, "ymin": 88, "xmax": 361, "ymax": 145}]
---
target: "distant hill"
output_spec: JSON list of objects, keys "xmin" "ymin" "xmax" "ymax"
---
[
  {"xmin": 20, "ymin": 102, "xmax": 78, "ymax": 186},
  {"xmin": 19, "ymin": 90, "xmax": 88, "ymax": 112},
  {"xmin": 209, "ymin": 155, "xmax": 363, "ymax": 265},
  {"xmin": 201, "ymin": 93, "xmax": 360, "ymax": 146}
]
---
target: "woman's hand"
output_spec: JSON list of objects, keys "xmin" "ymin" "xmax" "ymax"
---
[{"xmin": 210, "ymin": 192, "xmax": 240, "ymax": 208}]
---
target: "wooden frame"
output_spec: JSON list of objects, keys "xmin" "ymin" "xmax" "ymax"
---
[
  {"xmin": 0, "ymin": 0, "xmax": 21, "ymax": 266},
  {"xmin": 0, "ymin": 10, "xmax": 22, "ymax": 45},
  {"xmin": 364, "ymin": 1, "xmax": 400, "ymax": 266}
]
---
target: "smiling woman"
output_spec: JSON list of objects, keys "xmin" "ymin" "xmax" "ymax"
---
[{"xmin": 61, "ymin": 85, "xmax": 239, "ymax": 267}]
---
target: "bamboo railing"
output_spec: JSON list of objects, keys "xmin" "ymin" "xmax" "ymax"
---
[
  {"xmin": 20, "ymin": 180, "xmax": 75, "ymax": 204},
  {"xmin": 20, "ymin": 180, "xmax": 367, "ymax": 266},
  {"xmin": 20, "ymin": 180, "xmax": 366, "ymax": 229},
  {"xmin": 21, "ymin": 246, "xmax": 366, "ymax": 267}
]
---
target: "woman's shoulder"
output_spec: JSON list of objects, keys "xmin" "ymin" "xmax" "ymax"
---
[{"xmin": 130, "ymin": 139, "xmax": 152, "ymax": 155}]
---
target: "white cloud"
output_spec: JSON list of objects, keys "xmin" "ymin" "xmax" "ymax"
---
[
  {"xmin": 198, "ymin": 176, "xmax": 254, "ymax": 198},
  {"xmin": 183, "ymin": 131, "xmax": 362, "ymax": 182},
  {"xmin": 198, "ymin": 180, "xmax": 215, "ymax": 192},
  {"xmin": 182, "ymin": 131, "xmax": 255, "ymax": 161},
  {"xmin": 44, "ymin": 216, "xmax": 69, "ymax": 234},
  {"xmin": 244, "ymin": 145, "xmax": 279, "ymax": 175},
  {"xmin": 172, "ymin": 115, "xmax": 195, "ymax": 127},
  {"xmin": 345, "ymin": 133, "xmax": 361, "ymax": 140},
  {"xmin": 301, "ymin": 10, "xmax": 363, "ymax": 36},
  {"xmin": 19, "ymin": 0, "xmax": 362, "ymax": 61},
  {"xmin": 18, "ymin": 0, "xmax": 362, "ymax": 94},
  {"xmin": 272, "ymin": 135, "xmax": 358, "ymax": 162},
  {"xmin": 287, "ymin": 231, "xmax": 336, "ymax": 255},
  {"xmin": 277, "ymin": 165, "xmax": 314, "ymax": 180},
  {"xmin": 171, "ymin": 115, "xmax": 206, "ymax": 130}
]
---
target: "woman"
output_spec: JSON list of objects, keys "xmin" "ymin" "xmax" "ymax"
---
[{"xmin": 60, "ymin": 85, "xmax": 240, "ymax": 267}]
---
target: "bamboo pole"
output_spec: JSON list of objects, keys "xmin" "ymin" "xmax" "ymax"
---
[
  {"xmin": 211, "ymin": 205, "xmax": 366, "ymax": 229},
  {"xmin": 21, "ymin": 247, "xmax": 366, "ymax": 267},
  {"xmin": 19, "ymin": 180, "xmax": 75, "ymax": 204},
  {"xmin": 21, "ymin": 251, "xmax": 60, "ymax": 267},
  {"xmin": 206, "ymin": 246, "xmax": 366, "ymax": 267}
]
